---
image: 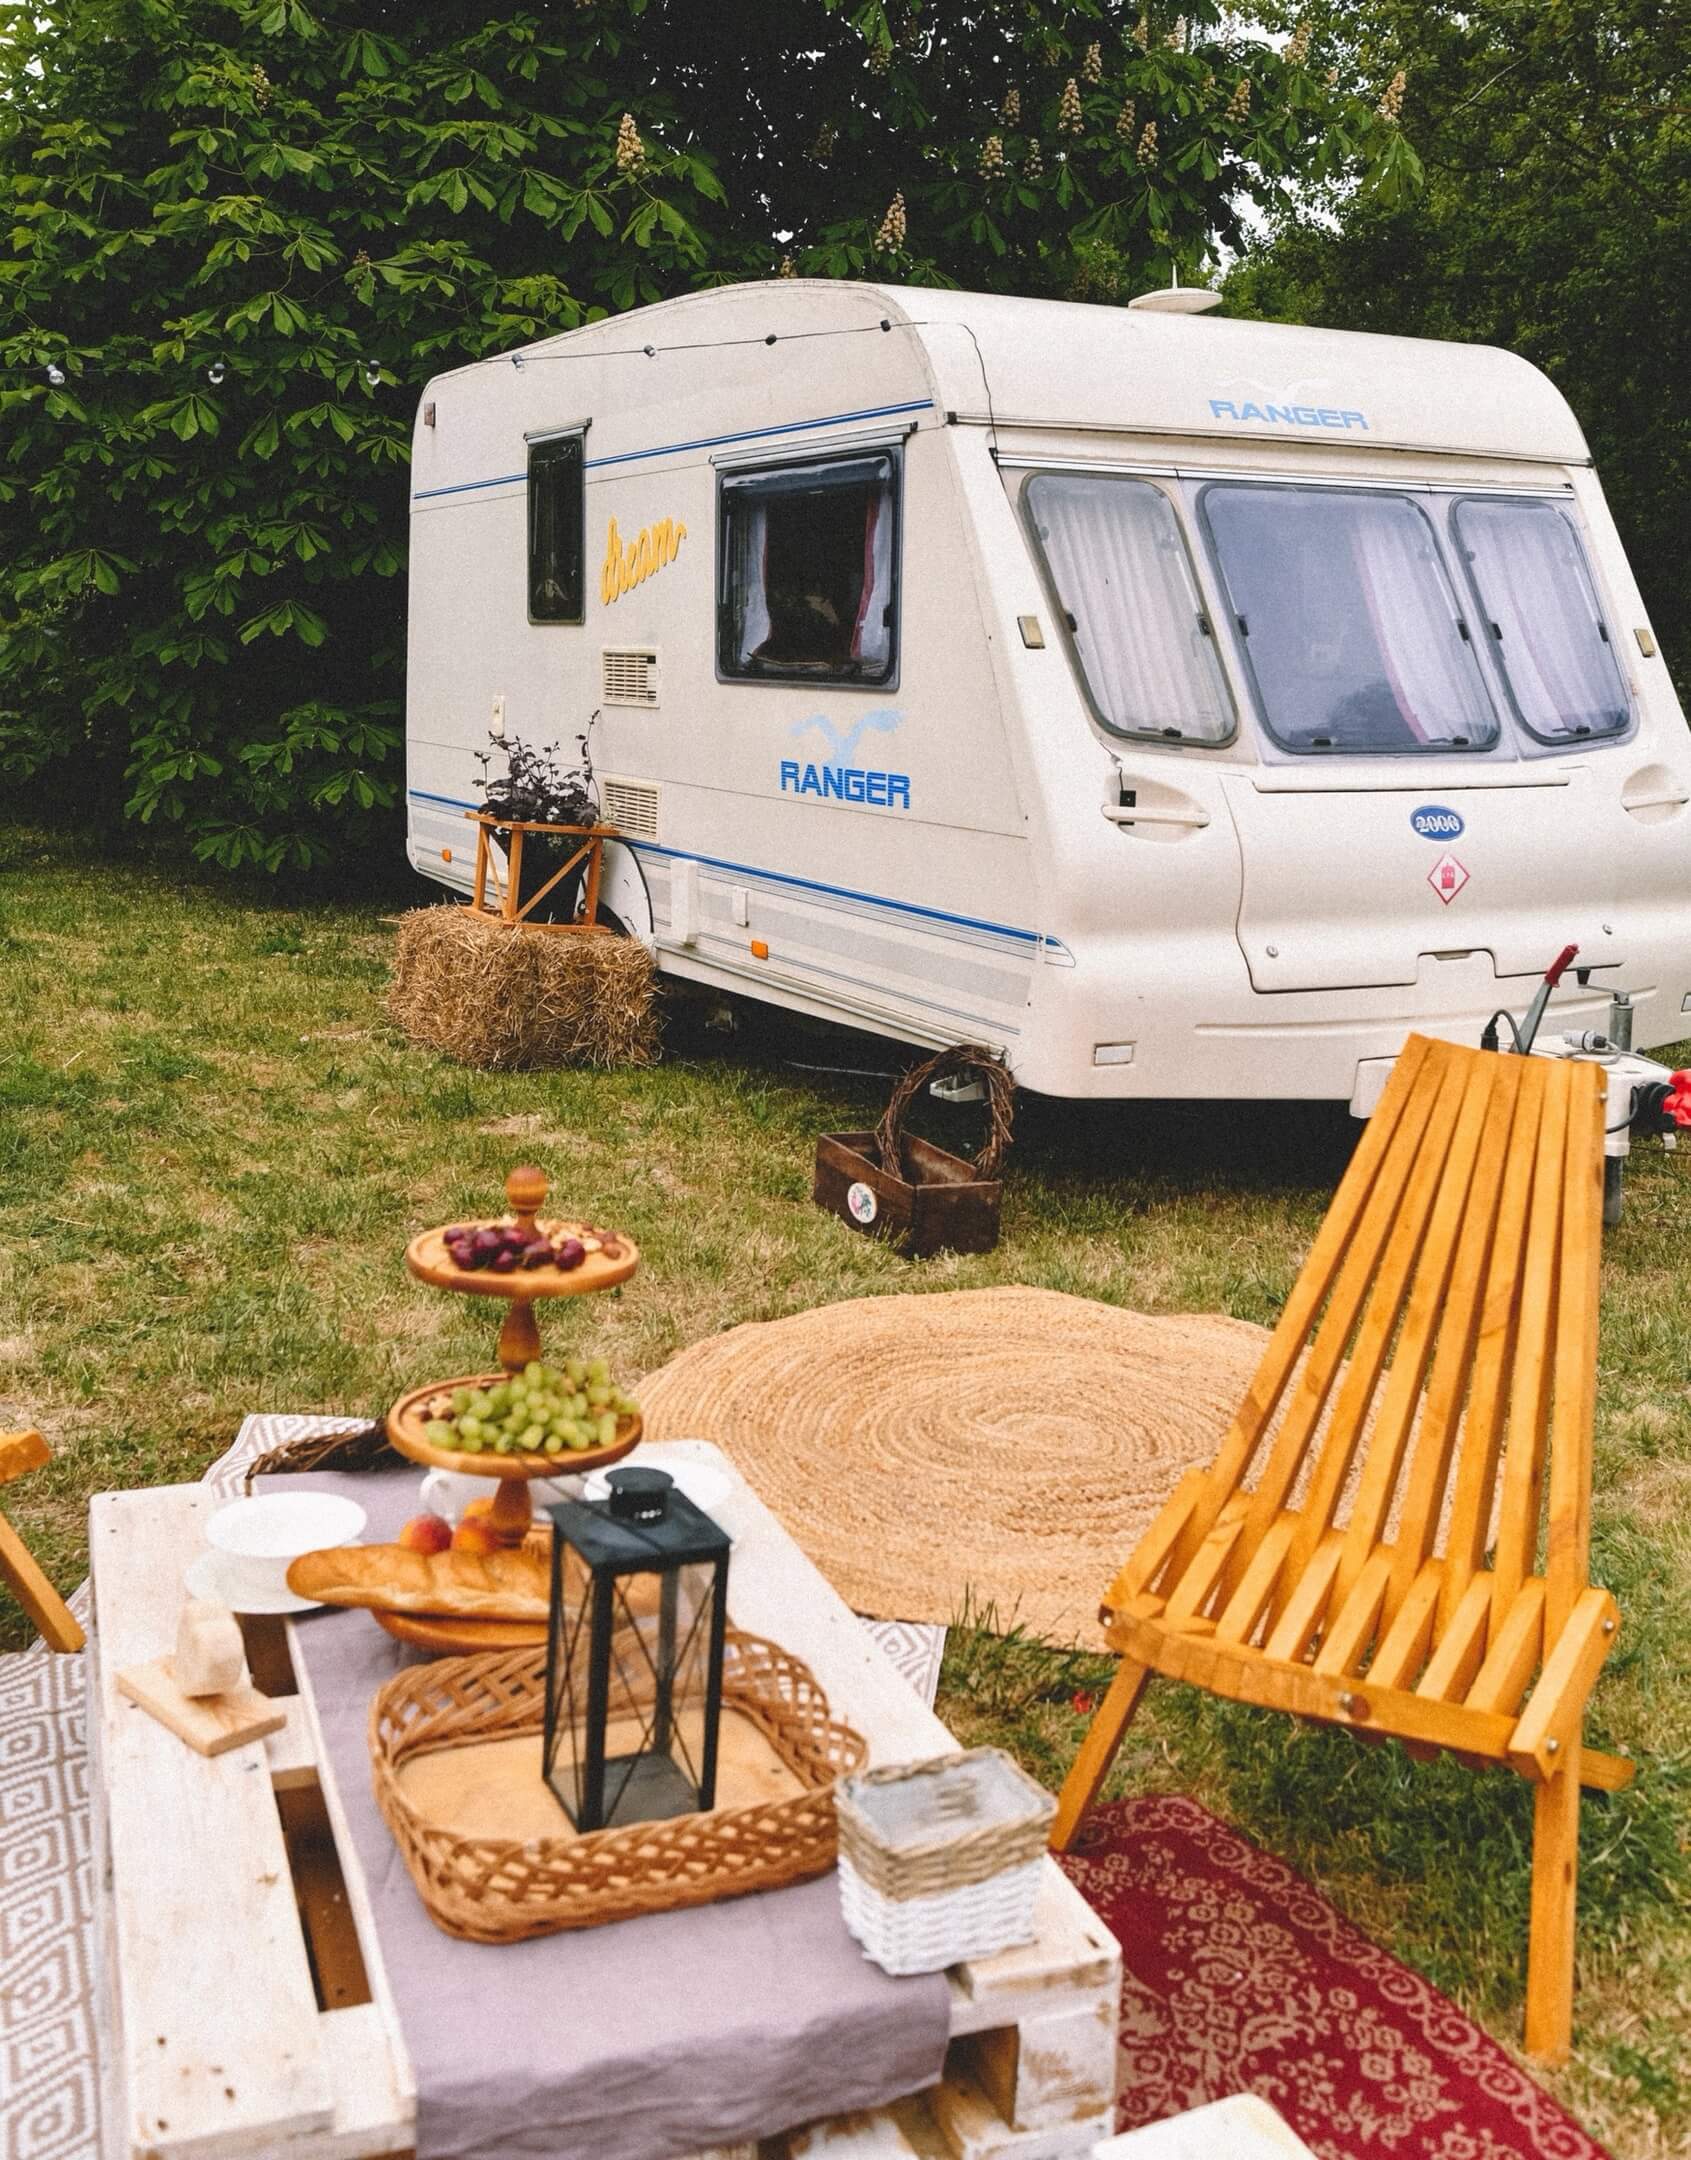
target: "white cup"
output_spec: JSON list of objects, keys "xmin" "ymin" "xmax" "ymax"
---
[
  {"xmin": 205, "ymin": 1493, "xmax": 366, "ymax": 1605},
  {"xmin": 418, "ymin": 1468, "xmax": 492, "ymax": 1523},
  {"xmin": 418, "ymin": 1468, "xmax": 589, "ymax": 1528}
]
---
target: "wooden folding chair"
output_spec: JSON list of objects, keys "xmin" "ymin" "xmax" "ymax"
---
[
  {"xmin": 0, "ymin": 1428, "xmax": 85, "ymax": 1652},
  {"xmin": 1053, "ymin": 1035, "xmax": 1627, "ymax": 2064}
]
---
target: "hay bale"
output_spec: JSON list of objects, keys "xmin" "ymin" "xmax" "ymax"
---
[{"xmin": 387, "ymin": 907, "xmax": 658, "ymax": 1070}]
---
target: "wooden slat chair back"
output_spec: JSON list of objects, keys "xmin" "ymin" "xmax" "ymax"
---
[
  {"xmin": 1052, "ymin": 1035, "xmax": 1625, "ymax": 2065},
  {"xmin": 0, "ymin": 1428, "xmax": 85, "ymax": 1653}
]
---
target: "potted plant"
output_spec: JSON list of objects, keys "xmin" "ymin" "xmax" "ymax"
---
[{"xmin": 473, "ymin": 730, "xmax": 599, "ymax": 923}]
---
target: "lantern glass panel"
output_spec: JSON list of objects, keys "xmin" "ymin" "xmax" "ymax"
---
[
  {"xmin": 544, "ymin": 1553, "xmax": 596, "ymax": 1825},
  {"xmin": 599, "ymin": 1562, "xmax": 718, "ymax": 1826}
]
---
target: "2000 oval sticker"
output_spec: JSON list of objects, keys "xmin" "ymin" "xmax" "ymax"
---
[{"xmin": 1411, "ymin": 804, "xmax": 1466, "ymax": 841}]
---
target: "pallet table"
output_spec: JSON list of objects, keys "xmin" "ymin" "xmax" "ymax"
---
[{"xmin": 89, "ymin": 1444, "xmax": 1119, "ymax": 2160}]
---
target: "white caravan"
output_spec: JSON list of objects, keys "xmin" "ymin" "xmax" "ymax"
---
[{"xmin": 404, "ymin": 280, "xmax": 1691, "ymax": 1106}]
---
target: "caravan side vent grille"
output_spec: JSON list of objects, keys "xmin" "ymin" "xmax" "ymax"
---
[
  {"xmin": 599, "ymin": 776, "xmax": 660, "ymax": 841},
  {"xmin": 602, "ymin": 647, "xmax": 659, "ymax": 706}
]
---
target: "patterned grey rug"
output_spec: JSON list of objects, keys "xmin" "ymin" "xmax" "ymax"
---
[{"xmin": 0, "ymin": 1416, "xmax": 947, "ymax": 2160}]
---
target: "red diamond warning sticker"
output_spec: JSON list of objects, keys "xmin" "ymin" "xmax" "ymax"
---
[{"xmin": 1428, "ymin": 853, "xmax": 1470, "ymax": 904}]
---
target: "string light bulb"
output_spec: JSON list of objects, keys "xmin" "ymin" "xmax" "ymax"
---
[
  {"xmin": 207, "ymin": 360, "xmax": 227, "ymax": 386},
  {"xmin": 46, "ymin": 363, "xmax": 66, "ymax": 387},
  {"xmin": 363, "ymin": 358, "xmax": 381, "ymax": 387}
]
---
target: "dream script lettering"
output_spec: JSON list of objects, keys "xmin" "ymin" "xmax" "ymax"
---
[{"xmin": 601, "ymin": 515, "xmax": 687, "ymax": 605}]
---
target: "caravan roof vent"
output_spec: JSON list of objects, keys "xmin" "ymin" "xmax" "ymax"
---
[
  {"xmin": 602, "ymin": 647, "xmax": 659, "ymax": 707},
  {"xmin": 1126, "ymin": 285, "xmax": 1222, "ymax": 315},
  {"xmin": 599, "ymin": 775, "xmax": 660, "ymax": 842}
]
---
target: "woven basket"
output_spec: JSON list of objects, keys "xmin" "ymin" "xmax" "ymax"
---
[
  {"xmin": 813, "ymin": 1044, "xmax": 1015, "ymax": 1258},
  {"xmin": 835, "ymin": 1748, "xmax": 1055, "ymax": 1976},
  {"xmin": 370, "ymin": 1629, "xmax": 867, "ymax": 1943}
]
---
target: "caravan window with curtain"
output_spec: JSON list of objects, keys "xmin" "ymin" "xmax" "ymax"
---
[
  {"xmin": 1024, "ymin": 475, "xmax": 1234, "ymax": 744},
  {"xmin": 1451, "ymin": 499, "xmax": 1631, "ymax": 744},
  {"xmin": 1201, "ymin": 484, "xmax": 1500, "ymax": 755},
  {"xmin": 717, "ymin": 451, "xmax": 899, "ymax": 685}
]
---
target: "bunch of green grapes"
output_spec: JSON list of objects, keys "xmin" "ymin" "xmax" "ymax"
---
[{"xmin": 424, "ymin": 1358, "xmax": 638, "ymax": 1456}]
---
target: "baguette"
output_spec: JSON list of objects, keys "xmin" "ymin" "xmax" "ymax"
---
[{"xmin": 287, "ymin": 1542, "xmax": 551, "ymax": 1620}]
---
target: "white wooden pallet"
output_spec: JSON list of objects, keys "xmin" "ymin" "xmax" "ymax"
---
[{"xmin": 89, "ymin": 1446, "xmax": 1119, "ymax": 2160}]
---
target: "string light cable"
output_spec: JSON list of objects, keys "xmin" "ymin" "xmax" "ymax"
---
[{"xmin": 4, "ymin": 313, "xmax": 931, "ymax": 394}]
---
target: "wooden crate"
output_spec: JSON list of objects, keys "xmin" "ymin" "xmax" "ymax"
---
[
  {"xmin": 814, "ymin": 1129, "xmax": 1004, "ymax": 1259},
  {"xmin": 89, "ymin": 1446, "xmax": 1116, "ymax": 2160},
  {"xmin": 813, "ymin": 1046, "xmax": 1013, "ymax": 1260}
]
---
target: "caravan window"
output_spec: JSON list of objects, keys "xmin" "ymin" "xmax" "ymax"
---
[
  {"xmin": 528, "ymin": 432, "xmax": 585, "ymax": 623},
  {"xmin": 1202, "ymin": 484, "xmax": 1499, "ymax": 755},
  {"xmin": 718, "ymin": 452, "xmax": 898, "ymax": 685},
  {"xmin": 1451, "ymin": 499, "xmax": 1630, "ymax": 744},
  {"xmin": 1024, "ymin": 475, "xmax": 1234, "ymax": 743}
]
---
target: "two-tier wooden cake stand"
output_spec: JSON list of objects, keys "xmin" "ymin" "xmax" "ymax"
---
[{"xmin": 386, "ymin": 1166, "xmax": 642, "ymax": 1552}]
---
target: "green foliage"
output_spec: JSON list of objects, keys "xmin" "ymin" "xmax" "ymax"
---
[
  {"xmin": 1229, "ymin": 0, "xmax": 1690, "ymax": 700},
  {"xmin": 0, "ymin": 1, "xmax": 728, "ymax": 870},
  {"xmin": 1, "ymin": 2, "xmax": 1409, "ymax": 871}
]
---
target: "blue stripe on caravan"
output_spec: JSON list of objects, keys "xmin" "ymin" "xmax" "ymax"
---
[
  {"xmin": 405, "ymin": 790, "xmax": 1041, "ymax": 951},
  {"xmin": 411, "ymin": 399, "xmax": 932, "ymax": 502},
  {"xmin": 629, "ymin": 839, "xmax": 1038, "ymax": 950},
  {"xmin": 412, "ymin": 472, "xmax": 524, "ymax": 501}
]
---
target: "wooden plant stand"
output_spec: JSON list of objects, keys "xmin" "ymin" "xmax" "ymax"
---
[{"xmin": 464, "ymin": 811, "xmax": 620, "ymax": 931}]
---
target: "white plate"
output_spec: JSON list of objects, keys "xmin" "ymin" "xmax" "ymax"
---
[
  {"xmin": 206, "ymin": 1491, "xmax": 367, "ymax": 1559},
  {"xmin": 184, "ymin": 1547, "xmax": 324, "ymax": 1617}
]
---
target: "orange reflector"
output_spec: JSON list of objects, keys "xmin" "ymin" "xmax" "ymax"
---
[
  {"xmin": 750, "ymin": 938, "xmax": 769, "ymax": 960},
  {"xmin": 441, "ymin": 847, "xmax": 452, "ymax": 863}
]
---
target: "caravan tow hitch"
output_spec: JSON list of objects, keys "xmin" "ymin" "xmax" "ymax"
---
[{"xmin": 1483, "ymin": 945, "xmax": 1691, "ymax": 1224}]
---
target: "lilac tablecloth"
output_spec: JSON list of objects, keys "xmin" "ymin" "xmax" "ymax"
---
[{"xmin": 272, "ymin": 1469, "xmax": 952, "ymax": 2160}]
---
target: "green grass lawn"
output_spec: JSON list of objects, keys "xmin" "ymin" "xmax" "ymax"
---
[{"xmin": 3, "ymin": 825, "xmax": 1688, "ymax": 2150}]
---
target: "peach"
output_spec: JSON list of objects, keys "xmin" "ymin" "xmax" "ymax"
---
[
  {"xmin": 397, "ymin": 1512, "xmax": 453, "ymax": 1556},
  {"xmin": 451, "ymin": 1519, "xmax": 500, "ymax": 1556},
  {"xmin": 460, "ymin": 1496, "xmax": 497, "ymax": 1523}
]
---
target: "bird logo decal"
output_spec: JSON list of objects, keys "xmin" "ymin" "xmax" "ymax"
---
[{"xmin": 789, "ymin": 708, "xmax": 904, "ymax": 772}]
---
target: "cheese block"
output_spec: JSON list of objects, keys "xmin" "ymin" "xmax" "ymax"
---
[
  {"xmin": 286, "ymin": 1541, "xmax": 551, "ymax": 1620},
  {"xmin": 173, "ymin": 1598, "xmax": 247, "ymax": 1697}
]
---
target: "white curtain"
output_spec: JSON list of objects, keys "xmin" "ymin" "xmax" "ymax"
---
[
  {"xmin": 1457, "ymin": 501, "xmax": 1627, "ymax": 739},
  {"xmin": 1348, "ymin": 497, "xmax": 1492, "ymax": 746},
  {"xmin": 850, "ymin": 485, "xmax": 895, "ymax": 671},
  {"xmin": 729, "ymin": 499, "xmax": 771, "ymax": 668},
  {"xmin": 1030, "ymin": 478, "xmax": 1231, "ymax": 740}
]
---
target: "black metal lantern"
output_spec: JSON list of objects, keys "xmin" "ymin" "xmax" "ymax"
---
[{"xmin": 542, "ymin": 1467, "xmax": 731, "ymax": 1831}]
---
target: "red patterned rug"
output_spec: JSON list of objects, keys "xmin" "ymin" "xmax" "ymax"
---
[{"xmin": 1055, "ymin": 1795, "xmax": 1609, "ymax": 2160}]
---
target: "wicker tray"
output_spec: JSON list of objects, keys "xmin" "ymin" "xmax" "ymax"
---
[{"xmin": 370, "ymin": 1629, "xmax": 867, "ymax": 1942}]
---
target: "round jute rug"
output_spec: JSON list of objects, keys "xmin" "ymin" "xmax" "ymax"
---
[{"xmin": 636, "ymin": 1286, "xmax": 1272, "ymax": 1645}]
